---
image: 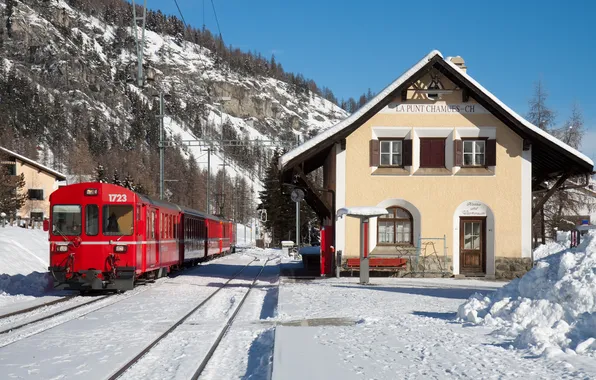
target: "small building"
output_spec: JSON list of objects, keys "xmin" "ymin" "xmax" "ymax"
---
[
  {"xmin": 279, "ymin": 50, "xmax": 594, "ymax": 279},
  {"xmin": 0, "ymin": 146, "xmax": 67, "ymax": 220}
]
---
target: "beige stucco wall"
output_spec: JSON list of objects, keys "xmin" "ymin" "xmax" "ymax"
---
[
  {"xmin": 342, "ymin": 75, "xmax": 525, "ymax": 268},
  {"xmin": 16, "ymin": 160, "xmax": 63, "ymax": 219}
]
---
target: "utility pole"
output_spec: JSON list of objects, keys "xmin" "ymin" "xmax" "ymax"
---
[
  {"xmin": 131, "ymin": 0, "xmax": 147, "ymax": 87},
  {"xmin": 206, "ymin": 147, "xmax": 211, "ymax": 213},
  {"xmin": 158, "ymin": 92, "xmax": 165, "ymax": 200}
]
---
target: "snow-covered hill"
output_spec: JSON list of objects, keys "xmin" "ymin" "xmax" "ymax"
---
[{"xmin": 0, "ymin": 0, "xmax": 348, "ymax": 210}]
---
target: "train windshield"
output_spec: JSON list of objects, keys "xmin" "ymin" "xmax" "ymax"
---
[
  {"xmin": 52, "ymin": 205, "xmax": 82, "ymax": 236},
  {"xmin": 103, "ymin": 205, "xmax": 134, "ymax": 236}
]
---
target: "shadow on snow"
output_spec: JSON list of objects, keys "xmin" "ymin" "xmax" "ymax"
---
[{"xmin": 331, "ymin": 284, "xmax": 495, "ymax": 300}]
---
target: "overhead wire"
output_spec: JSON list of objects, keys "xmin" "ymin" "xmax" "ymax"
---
[{"xmin": 210, "ymin": 0, "xmax": 223, "ymax": 42}]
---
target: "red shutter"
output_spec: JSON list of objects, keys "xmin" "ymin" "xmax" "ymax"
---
[
  {"xmin": 420, "ymin": 138, "xmax": 445, "ymax": 168},
  {"xmin": 454, "ymin": 139, "xmax": 463, "ymax": 166},
  {"xmin": 402, "ymin": 139, "xmax": 412, "ymax": 166},
  {"xmin": 420, "ymin": 139, "xmax": 430, "ymax": 167},
  {"xmin": 369, "ymin": 139, "xmax": 380, "ymax": 166},
  {"xmin": 486, "ymin": 139, "xmax": 497, "ymax": 166}
]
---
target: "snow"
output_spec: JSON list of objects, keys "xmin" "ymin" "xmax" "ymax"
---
[
  {"xmin": 458, "ymin": 231, "xmax": 596, "ymax": 359},
  {"xmin": 272, "ymin": 272, "xmax": 596, "ymax": 379},
  {"xmin": 0, "ymin": 226, "xmax": 49, "ymax": 276},
  {"xmin": 0, "ymin": 249, "xmax": 280, "ymax": 380},
  {"xmin": 336, "ymin": 206, "xmax": 389, "ymax": 218}
]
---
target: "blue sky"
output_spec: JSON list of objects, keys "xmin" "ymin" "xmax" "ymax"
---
[{"xmin": 151, "ymin": 0, "xmax": 596, "ymax": 160}]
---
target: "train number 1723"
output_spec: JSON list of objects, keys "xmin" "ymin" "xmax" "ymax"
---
[{"xmin": 108, "ymin": 194, "xmax": 128, "ymax": 202}]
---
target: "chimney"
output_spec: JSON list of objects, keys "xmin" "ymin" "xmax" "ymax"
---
[{"xmin": 449, "ymin": 56, "xmax": 467, "ymax": 73}]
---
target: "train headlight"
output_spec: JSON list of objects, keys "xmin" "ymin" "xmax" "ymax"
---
[
  {"xmin": 114, "ymin": 245, "xmax": 128, "ymax": 253},
  {"xmin": 56, "ymin": 245, "xmax": 69, "ymax": 252}
]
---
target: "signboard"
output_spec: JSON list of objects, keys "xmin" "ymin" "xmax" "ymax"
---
[
  {"xmin": 384, "ymin": 103, "xmax": 488, "ymax": 114},
  {"xmin": 460, "ymin": 201, "xmax": 487, "ymax": 216}
]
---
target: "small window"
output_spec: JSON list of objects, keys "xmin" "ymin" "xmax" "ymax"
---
[
  {"xmin": 103, "ymin": 205, "xmax": 134, "ymax": 236},
  {"xmin": 28, "ymin": 189, "xmax": 44, "ymax": 200},
  {"xmin": 380, "ymin": 140, "xmax": 403, "ymax": 167},
  {"xmin": 378, "ymin": 207, "xmax": 413, "ymax": 245},
  {"xmin": 463, "ymin": 140, "xmax": 486, "ymax": 167},
  {"xmin": 85, "ymin": 205, "xmax": 99, "ymax": 236},
  {"xmin": 5, "ymin": 164, "xmax": 16, "ymax": 176}
]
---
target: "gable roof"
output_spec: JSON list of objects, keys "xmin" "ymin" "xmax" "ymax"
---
[
  {"xmin": 0, "ymin": 146, "xmax": 67, "ymax": 180},
  {"xmin": 279, "ymin": 50, "xmax": 594, "ymax": 183}
]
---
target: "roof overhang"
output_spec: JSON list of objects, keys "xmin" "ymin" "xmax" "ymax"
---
[
  {"xmin": 279, "ymin": 50, "xmax": 594, "ymax": 185},
  {"xmin": 0, "ymin": 146, "xmax": 67, "ymax": 180}
]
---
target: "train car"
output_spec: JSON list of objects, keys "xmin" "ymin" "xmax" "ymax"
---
[{"xmin": 47, "ymin": 182, "xmax": 235, "ymax": 292}]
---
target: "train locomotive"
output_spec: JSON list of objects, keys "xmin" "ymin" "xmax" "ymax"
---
[{"xmin": 46, "ymin": 182, "xmax": 235, "ymax": 292}]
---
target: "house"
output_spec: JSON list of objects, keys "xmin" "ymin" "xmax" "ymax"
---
[
  {"xmin": 0, "ymin": 146, "xmax": 67, "ymax": 220},
  {"xmin": 279, "ymin": 50, "xmax": 594, "ymax": 279}
]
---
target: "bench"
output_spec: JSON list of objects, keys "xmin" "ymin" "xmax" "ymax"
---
[{"xmin": 345, "ymin": 258, "xmax": 408, "ymax": 272}]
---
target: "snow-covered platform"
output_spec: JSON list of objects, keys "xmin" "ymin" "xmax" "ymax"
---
[{"xmin": 272, "ymin": 276, "xmax": 596, "ymax": 379}]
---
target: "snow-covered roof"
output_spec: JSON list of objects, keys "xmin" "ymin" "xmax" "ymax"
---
[
  {"xmin": 280, "ymin": 50, "xmax": 594, "ymax": 172},
  {"xmin": 440, "ymin": 58, "xmax": 594, "ymax": 167},
  {"xmin": 337, "ymin": 207, "xmax": 389, "ymax": 219},
  {"xmin": 0, "ymin": 146, "xmax": 67, "ymax": 180},
  {"xmin": 280, "ymin": 50, "xmax": 442, "ymax": 168}
]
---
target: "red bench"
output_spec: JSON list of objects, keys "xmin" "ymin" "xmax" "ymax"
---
[{"xmin": 346, "ymin": 258, "xmax": 408, "ymax": 269}]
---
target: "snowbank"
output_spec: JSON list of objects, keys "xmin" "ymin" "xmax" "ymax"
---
[
  {"xmin": 533, "ymin": 234, "xmax": 569, "ymax": 261},
  {"xmin": 0, "ymin": 226, "xmax": 49, "ymax": 276},
  {"xmin": 0, "ymin": 272, "xmax": 52, "ymax": 296},
  {"xmin": 458, "ymin": 231, "xmax": 596, "ymax": 357}
]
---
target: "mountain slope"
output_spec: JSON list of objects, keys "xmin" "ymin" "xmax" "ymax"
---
[{"xmin": 0, "ymin": 0, "xmax": 348, "ymax": 219}]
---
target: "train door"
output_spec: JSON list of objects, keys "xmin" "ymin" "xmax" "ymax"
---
[
  {"xmin": 137, "ymin": 204, "xmax": 145, "ymax": 274},
  {"xmin": 146, "ymin": 208, "xmax": 157, "ymax": 269}
]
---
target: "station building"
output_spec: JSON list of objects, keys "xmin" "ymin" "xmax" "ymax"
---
[{"xmin": 279, "ymin": 50, "xmax": 594, "ymax": 279}]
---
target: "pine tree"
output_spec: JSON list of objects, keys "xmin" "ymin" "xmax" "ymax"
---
[
  {"xmin": 94, "ymin": 164, "xmax": 108, "ymax": 183},
  {"xmin": 123, "ymin": 173, "xmax": 134, "ymax": 191},
  {"xmin": 527, "ymin": 79, "xmax": 556, "ymax": 131},
  {"xmin": 5, "ymin": 0, "xmax": 14, "ymax": 38},
  {"xmin": 557, "ymin": 102, "xmax": 584, "ymax": 149},
  {"xmin": 259, "ymin": 150, "xmax": 295, "ymax": 245},
  {"xmin": 0, "ymin": 166, "xmax": 27, "ymax": 217},
  {"xmin": 112, "ymin": 169, "xmax": 123, "ymax": 187}
]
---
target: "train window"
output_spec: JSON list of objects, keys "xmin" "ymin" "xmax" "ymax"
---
[
  {"xmin": 151, "ymin": 211, "xmax": 156, "ymax": 239},
  {"xmin": 172, "ymin": 217, "xmax": 176, "ymax": 239},
  {"xmin": 52, "ymin": 205, "xmax": 81, "ymax": 236},
  {"xmin": 137, "ymin": 205, "xmax": 141, "ymax": 220},
  {"xmin": 103, "ymin": 205, "xmax": 134, "ymax": 236},
  {"xmin": 85, "ymin": 205, "xmax": 99, "ymax": 236}
]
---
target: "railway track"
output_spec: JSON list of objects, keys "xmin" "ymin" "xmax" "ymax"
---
[
  {"xmin": 0, "ymin": 295, "xmax": 77, "ymax": 321},
  {"xmin": 0, "ymin": 294, "xmax": 111, "ymax": 336},
  {"xmin": 109, "ymin": 257, "xmax": 270, "ymax": 380}
]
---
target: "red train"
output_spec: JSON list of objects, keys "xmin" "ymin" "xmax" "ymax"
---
[{"xmin": 46, "ymin": 182, "xmax": 235, "ymax": 292}]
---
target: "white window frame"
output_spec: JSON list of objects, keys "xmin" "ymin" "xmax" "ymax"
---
[
  {"xmin": 379, "ymin": 140, "xmax": 403, "ymax": 167},
  {"xmin": 463, "ymin": 140, "xmax": 486, "ymax": 167}
]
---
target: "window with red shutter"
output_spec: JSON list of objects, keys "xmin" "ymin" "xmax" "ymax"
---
[{"xmin": 420, "ymin": 138, "xmax": 446, "ymax": 168}]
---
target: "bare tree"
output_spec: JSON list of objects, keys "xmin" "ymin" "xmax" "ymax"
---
[{"xmin": 527, "ymin": 79, "xmax": 556, "ymax": 131}]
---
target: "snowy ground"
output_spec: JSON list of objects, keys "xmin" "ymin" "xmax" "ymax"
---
[
  {"xmin": 272, "ymin": 275, "xmax": 596, "ymax": 379},
  {"xmin": 0, "ymin": 249, "xmax": 280, "ymax": 380}
]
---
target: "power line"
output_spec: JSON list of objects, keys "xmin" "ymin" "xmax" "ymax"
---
[
  {"xmin": 210, "ymin": 0, "xmax": 223, "ymax": 41},
  {"xmin": 173, "ymin": 0, "xmax": 188, "ymax": 28}
]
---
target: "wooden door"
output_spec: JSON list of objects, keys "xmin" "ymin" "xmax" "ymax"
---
[{"xmin": 460, "ymin": 217, "xmax": 486, "ymax": 274}]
